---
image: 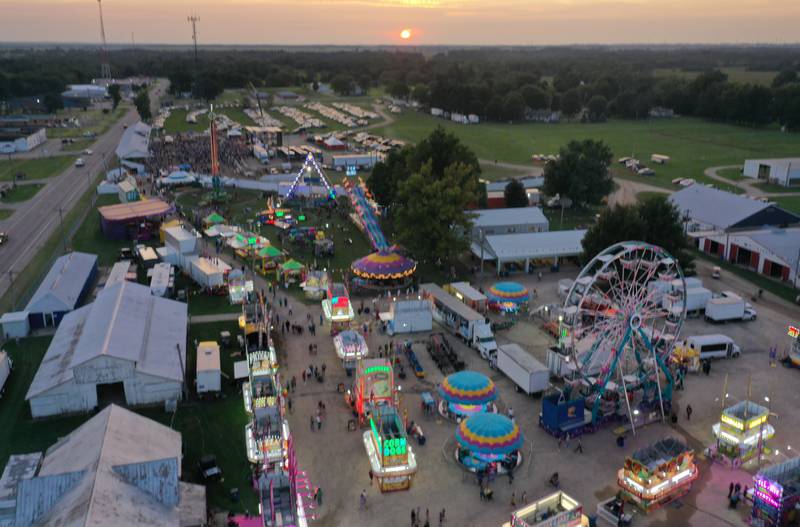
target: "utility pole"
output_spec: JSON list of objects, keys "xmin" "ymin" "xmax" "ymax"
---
[
  {"xmin": 58, "ymin": 207, "xmax": 66, "ymax": 252},
  {"xmin": 97, "ymin": 0, "xmax": 111, "ymax": 79},
  {"xmin": 187, "ymin": 15, "xmax": 200, "ymax": 94},
  {"xmin": 8, "ymin": 270, "xmax": 15, "ymax": 311}
]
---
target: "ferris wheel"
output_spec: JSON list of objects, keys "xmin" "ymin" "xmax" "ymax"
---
[{"xmin": 562, "ymin": 241, "xmax": 686, "ymax": 430}]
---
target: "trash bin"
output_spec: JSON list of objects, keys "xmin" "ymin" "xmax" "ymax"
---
[{"xmin": 230, "ymin": 488, "xmax": 240, "ymax": 503}]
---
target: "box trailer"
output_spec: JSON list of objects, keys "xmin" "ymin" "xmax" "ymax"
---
[
  {"xmin": 196, "ymin": 341, "xmax": 221, "ymax": 395},
  {"xmin": 496, "ymin": 343, "xmax": 550, "ymax": 395},
  {"xmin": 382, "ymin": 299, "xmax": 432, "ymax": 335},
  {"xmin": 0, "ymin": 351, "xmax": 12, "ymax": 398},
  {"xmin": 663, "ymin": 287, "xmax": 712, "ymax": 314},
  {"xmin": 705, "ymin": 294, "xmax": 756, "ymax": 322}
]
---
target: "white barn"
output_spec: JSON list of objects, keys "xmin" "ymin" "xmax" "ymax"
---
[
  {"xmin": 26, "ymin": 281, "xmax": 188, "ymax": 418},
  {"xmin": 743, "ymin": 158, "xmax": 800, "ymax": 187}
]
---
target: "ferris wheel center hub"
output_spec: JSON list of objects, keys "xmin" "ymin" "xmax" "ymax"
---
[{"xmin": 629, "ymin": 313, "xmax": 642, "ymax": 330}]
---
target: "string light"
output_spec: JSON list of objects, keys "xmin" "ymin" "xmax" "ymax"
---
[{"xmin": 286, "ymin": 153, "xmax": 336, "ymax": 199}]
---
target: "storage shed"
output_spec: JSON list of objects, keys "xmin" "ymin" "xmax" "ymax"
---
[
  {"xmin": 196, "ymin": 341, "xmax": 221, "ymax": 395},
  {"xmin": 0, "ymin": 311, "xmax": 30, "ymax": 339},
  {"xmin": 24, "ymin": 251, "xmax": 97, "ymax": 330},
  {"xmin": 26, "ymin": 281, "xmax": 188, "ymax": 418}
]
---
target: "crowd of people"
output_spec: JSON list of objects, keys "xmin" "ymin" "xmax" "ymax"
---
[{"xmin": 147, "ymin": 134, "xmax": 251, "ymax": 175}]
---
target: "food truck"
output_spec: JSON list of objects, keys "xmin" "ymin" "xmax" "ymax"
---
[{"xmin": 363, "ymin": 406, "xmax": 417, "ymax": 492}]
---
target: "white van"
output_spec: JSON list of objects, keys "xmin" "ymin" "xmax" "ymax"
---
[{"xmin": 681, "ymin": 335, "xmax": 741, "ymax": 360}]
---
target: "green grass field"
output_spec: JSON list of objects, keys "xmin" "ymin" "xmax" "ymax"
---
[
  {"xmin": 478, "ymin": 162, "xmax": 531, "ymax": 181},
  {"xmin": 164, "ymin": 108, "xmax": 211, "ymax": 134},
  {"xmin": 373, "ymin": 112, "xmax": 800, "ymax": 190},
  {"xmin": 636, "ymin": 191, "xmax": 670, "ymax": 202},
  {"xmin": 772, "ymin": 196, "xmax": 800, "ymax": 215},
  {"xmin": 70, "ymin": 194, "xmax": 130, "ymax": 267},
  {"xmin": 1, "ymin": 184, "xmax": 44, "ymax": 203},
  {"xmin": 715, "ymin": 167, "xmax": 746, "ymax": 181},
  {"xmin": 218, "ymin": 106, "xmax": 256, "ymax": 127},
  {"xmin": 755, "ymin": 181, "xmax": 800, "ymax": 194},
  {"xmin": 652, "ymin": 67, "xmax": 778, "ymax": 86},
  {"xmin": 48, "ymin": 106, "xmax": 128, "ymax": 139},
  {"xmin": 0, "ymin": 209, "xmax": 13, "ymax": 220},
  {"xmin": 0, "ymin": 156, "xmax": 76, "ymax": 181}
]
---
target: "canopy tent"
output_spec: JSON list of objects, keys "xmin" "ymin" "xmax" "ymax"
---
[
  {"xmin": 456, "ymin": 413, "xmax": 523, "ymax": 456},
  {"xmin": 487, "ymin": 281, "xmax": 530, "ymax": 312},
  {"xmin": 278, "ymin": 259, "xmax": 306, "ymax": 283},
  {"xmin": 204, "ymin": 212, "xmax": 225, "ymax": 226},
  {"xmin": 439, "ymin": 371, "xmax": 497, "ymax": 406},
  {"xmin": 351, "ymin": 250, "xmax": 417, "ymax": 280},
  {"xmin": 258, "ymin": 245, "xmax": 282, "ymax": 258}
]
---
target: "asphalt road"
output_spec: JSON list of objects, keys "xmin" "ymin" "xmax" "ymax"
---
[{"xmin": 0, "ymin": 79, "xmax": 172, "ymax": 305}]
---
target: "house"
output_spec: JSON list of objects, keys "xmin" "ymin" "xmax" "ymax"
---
[
  {"xmin": 4, "ymin": 404, "xmax": 205, "ymax": 526},
  {"xmin": 743, "ymin": 158, "xmax": 800, "ymax": 187},
  {"xmin": 26, "ymin": 281, "xmax": 188, "ymax": 418},
  {"xmin": 469, "ymin": 207, "xmax": 549, "ymax": 239},
  {"xmin": 669, "ymin": 185, "xmax": 800, "ymax": 233},
  {"xmin": 24, "ymin": 252, "xmax": 98, "ymax": 330},
  {"xmin": 485, "ymin": 177, "xmax": 545, "ymax": 207}
]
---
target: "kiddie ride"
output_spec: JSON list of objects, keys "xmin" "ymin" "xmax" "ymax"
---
[{"xmin": 322, "ymin": 282, "xmax": 355, "ymax": 335}]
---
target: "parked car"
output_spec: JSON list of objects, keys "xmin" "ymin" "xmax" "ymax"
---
[
  {"xmin": 0, "ymin": 232, "xmax": 7, "ymax": 246},
  {"xmin": 83, "ymin": 149, "xmax": 93, "ymax": 155},
  {"xmin": 75, "ymin": 158, "xmax": 85, "ymax": 167}
]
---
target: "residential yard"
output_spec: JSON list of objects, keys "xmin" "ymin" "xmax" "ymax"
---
[
  {"xmin": 373, "ymin": 113, "xmax": 800, "ymax": 191},
  {"xmin": 0, "ymin": 156, "xmax": 76, "ymax": 181},
  {"xmin": 1, "ymin": 184, "xmax": 44, "ymax": 203},
  {"xmin": 70, "ymin": 194, "xmax": 129, "ymax": 267}
]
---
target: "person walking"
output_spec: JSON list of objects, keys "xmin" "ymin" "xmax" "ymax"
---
[
  {"xmin": 728, "ymin": 482, "xmax": 735, "ymax": 498},
  {"xmin": 511, "ymin": 492, "xmax": 516, "ymax": 507},
  {"xmin": 368, "ymin": 469, "xmax": 373, "ymax": 486},
  {"xmin": 359, "ymin": 490, "xmax": 367, "ymax": 510},
  {"xmin": 411, "ymin": 509, "xmax": 416, "ymax": 526},
  {"xmin": 315, "ymin": 487, "xmax": 323, "ymax": 506},
  {"xmin": 309, "ymin": 415, "xmax": 314, "ymax": 432},
  {"xmin": 522, "ymin": 491, "xmax": 527, "ymax": 504},
  {"xmin": 439, "ymin": 509, "xmax": 446, "ymax": 527},
  {"xmin": 686, "ymin": 404, "xmax": 693, "ymax": 421},
  {"xmin": 287, "ymin": 397, "xmax": 292, "ymax": 413},
  {"xmin": 316, "ymin": 413, "xmax": 322, "ymax": 431},
  {"xmin": 574, "ymin": 437, "xmax": 584, "ymax": 453}
]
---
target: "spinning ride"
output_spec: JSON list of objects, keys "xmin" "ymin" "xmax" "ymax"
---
[
  {"xmin": 487, "ymin": 282, "xmax": 530, "ymax": 313},
  {"xmin": 455, "ymin": 413, "xmax": 523, "ymax": 473},
  {"xmin": 438, "ymin": 370, "xmax": 497, "ymax": 421},
  {"xmin": 562, "ymin": 241, "xmax": 685, "ymax": 431}
]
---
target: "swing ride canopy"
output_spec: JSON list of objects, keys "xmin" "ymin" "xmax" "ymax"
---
[
  {"xmin": 438, "ymin": 371, "xmax": 497, "ymax": 406},
  {"xmin": 487, "ymin": 282, "xmax": 529, "ymax": 305},
  {"xmin": 351, "ymin": 251, "xmax": 417, "ymax": 280},
  {"xmin": 455, "ymin": 413, "xmax": 523, "ymax": 455}
]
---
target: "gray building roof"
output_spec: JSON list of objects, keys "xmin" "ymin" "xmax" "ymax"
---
[
  {"xmin": 470, "ymin": 207, "xmax": 548, "ymax": 229},
  {"xmin": 115, "ymin": 121, "xmax": 151, "ymax": 160},
  {"xmin": 13, "ymin": 404, "xmax": 192, "ymax": 527},
  {"xmin": 473, "ymin": 229, "xmax": 587, "ymax": 261},
  {"xmin": 748, "ymin": 228, "xmax": 800, "ymax": 273},
  {"xmin": 485, "ymin": 177, "xmax": 544, "ymax": 193},
  {"xmin": 668, "ymin": 185, "xmax": 799, "ymax": 230},
  {"xmin": 27, "ymin": 281, "xmax": 188, "ymax": 399},
  {"xmin": 25, "ymin": 252, "xmax": 97, "ymax": 314}
]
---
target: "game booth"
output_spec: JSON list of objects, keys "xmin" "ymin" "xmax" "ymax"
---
[
  {"xmin": 751, "ymin": 456, "xmax": 800, "ymax": 527},
  {"xmin": 278, "ymin": 259, "xmax": 306, "ymax": 285},
  {"xmin": 362, "ymin": 406, "xmax": 418, "ymax": 492},
  {"xmin": 438, "ymin": 370, "xmax": 498, "ymax": 422},
  {"xmin": 301, "ymin": 270, "xmax": 329, "ymax": 300},
  {"xmin": 455, "ymin": 413, "xmax": 523, "ymax": 474},
  {"xmin": 617, "ymin": 437, "xmax": 698, "ymax": 512},
  {"xmin": 227, "ymin": 269, "xmax": 254, "ymax": 304},
  {"xmin": 347, "ymin": 359, "xmax": 395, "ymax": 426},
  {"xmin": 712, "ymin": 400, "xmax": 774, "ymax": 465},
  {"xmin": 350, "ymin": 250, "xmax": 417, "ymax": 290},
  {"xmin": 254, "ymin": 245, "xmax": 284, "ymax": 274},
  {"xmin": 504, "ymin": 491, "xmax": 589, "ymax": 527},
  {"xmin": 487, "ymin": 281, "xmax": 530, "ymax": 313},
  {"xmin": 243, "ymin": 347, "xmax": 284, "ymax": 466},
  {"xmin": 539, "ymin": 390, "xmax": 590, "ymax": 439},
  {"xmin": 333, "ymin": 330, "xmax": 369, "ymax": 376},
  {"xmin": 322, "ymin": 282, "xmax": 355, "ymax": 335}
]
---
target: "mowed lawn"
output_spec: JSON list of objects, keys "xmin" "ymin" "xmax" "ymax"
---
[
  {"xmin": 0, "ymin": 184, "xmax": 44, "ymax": 203},
  {"xmin": 772, "ymin": 196, "xmax": 800, "ymax": 215},
  {"xmin": 70, "ymin": 194, "xmax": 130, "ymax": 267},
  {"xmin": 373, "ymin": 113, "xmax": 800, "ymax": 190},
  {"xmin": 0, "ymin": 156, "xmax": 76, "ymax": 181},
  {"xmin": 164, "ymin": 108, "xmax": 211, "ymax": 134}
]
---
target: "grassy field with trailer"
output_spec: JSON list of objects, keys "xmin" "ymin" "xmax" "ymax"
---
[
  {"xmin": 0, "ymin": 156, "xmax": 77, "ymax": 182},
  {"xmin": 373, "ymin": 112, "xmax": 800, "ymax": 190}
]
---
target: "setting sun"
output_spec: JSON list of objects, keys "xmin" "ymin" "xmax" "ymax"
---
[{"xmin": 400, "ymin": 29, "xmax": 412, "ymax": 40}]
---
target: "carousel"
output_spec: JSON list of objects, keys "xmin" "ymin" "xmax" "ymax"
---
[
  {"xmin": 487, "ymin": 281, "xmax": 530, "ymax": 313},
  {"xmin": 350, "ymin": 250, "xmax": 416, "ymax": 290},
  {"xmin": 438, "ymin": 370, "xmax": 498, "ymax": 421},
  {"xmin": 455, "ymin": 412, "xmax": 524, "ymax": 474}
]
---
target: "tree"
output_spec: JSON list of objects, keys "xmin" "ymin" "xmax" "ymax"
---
[
  {"xmin": 194, "ymin": 74, "xmax": 225, "ymax": 101},
  {"xmin": 108, "ymin": 84, "xmax": 121, "ymax": 109},
  {"xmin": 581, "ymin": 195, "xmax": 694, "ymax": 271},
  {"xmin": 586, "ymin": 95, "xmax": 608, "ymax": 122},
  {"xmin": 543, "ymin": 139, "xmax": 614, "ymax": 207},
  {"xmin": 502, "ymin": 92, "xmax": 526, "ymax": 121},
  {"xmin": 484, "ymin": 95, "xmax": 504, "ymax": 121},
  {"xmin": 42, "ymin": 92, "xmax": 63, "ymax": 113},
  {"xmin": 330, "ymin": 74, "xmax": 355, "ymax": 96},
  {"xmin": 389, "ymin": 81, "xmax": 409, "ymax": 100},
  {"xmin": 366, "ymin": 147, "xmax": 410, "ymax": 208},
  {"xmin": 772, "ymin": 69, "xmax": 798, "ymax": 89},
  {"xmin": 520, "ymin": 84, "xmax": 549, "ymax": 110},
  {"xmin": 134, "ymin": 89, "xmax": 151, "ymax": 121},
  {"xmin": 560, "ymin": 88, "xmax": 582, "ymax": 118},
  {"xmin": 503, "ymin": 179, "xmax": 529, "ymax": 208},
  {"xmin": 394, "ymin": 162, "xmax": 481, "ymax": 264}
]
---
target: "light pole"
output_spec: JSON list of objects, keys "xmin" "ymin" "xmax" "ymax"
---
[{"xmin": 58, "ymin": 207, "xmax": 66, "ymax": 252}]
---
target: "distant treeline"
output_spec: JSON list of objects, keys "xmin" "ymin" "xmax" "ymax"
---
[{"xmin": 1, "ymin": 46, "xmax": 800, "ymax": 129}]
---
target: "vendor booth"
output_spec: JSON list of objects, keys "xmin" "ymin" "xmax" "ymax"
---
[
  {"xmin": 227, "ymin": 270, "xmax": 253, "ymax": 304},
  {"xmin": 301, "ymin": 270, "xmax": 329, "ymax": 300},
  {"xmin": 751, "ymin": 457, "xmax": 800, "ymax": 527},
  {"xmin": 322, "ymin": 282, "xmax": 355, "ymax": 334},
  {"xmin": 504, "ymin": 491, "xmax": 588, "ymax": 527},
  {"xmin": 487, "ymin": 281, "xmax": 530, "ymax": 313},
  {"xmin": 445, "ymin": 282, "xmax": 488, "ymax": 312},
  {"xmin": 254, "ymin": 245, "xmax": 283, "ymax": 274},
  {"xmin": 203, "ymin": 212, "xmax": 225, "ymax": 227},
  {"xmin": 278, "ymin": 259, "xmax": 306, "ymax": 284},
  {"xmin": 347, "ymin": 359, "xmax": 394, "ymax": 425},
  {"xmin": 617, "ymin": 437, "xmax": 698, "ymax": 512},
  {"xmin": 362, "ymin": 406, "xmax": 417, "ymax": 492},
  {"xmin": 243, "ymin": 344, "xmax": 283, "ymax": 465},
  {"xmin": 333, "ymin": 330, "xmax": 368, "ymax": 375},
  {"xmin": 455, "ymin": 412, "xmax": 523, "ymax": 474},
  {"xmin": 712, "ymin": 400, "xmax": 774, "ymax": 465},
  {"xmin": 438, "ymin": 370, "xmax": 497, "ymax": 421}
]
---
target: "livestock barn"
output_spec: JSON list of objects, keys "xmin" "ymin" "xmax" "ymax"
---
[
  {"xmin": 26, "ymin": 281, "xmax": 187, "ymax": 418},
  {"xmin": 24, "ymin": 251, "xmax": 97, "ymax": 330}
]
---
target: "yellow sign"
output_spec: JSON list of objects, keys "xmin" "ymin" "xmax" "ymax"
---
[
  {"xmin": 747, "ymin": 415, "xmax": 767, "ymax": 429},
  {"xmin": 721, "ymin": 414, "xmax": 744, "ymax": 430}
]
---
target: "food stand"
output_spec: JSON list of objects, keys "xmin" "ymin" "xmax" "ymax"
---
[
  {"xmin": 301, "ymin": 270, "xmax": 329, "ymax": 300},
  {"xmin": 322, "ymin": 282, "xmax": 355, "ymax": 334},
  {"xmin": 362, "ymin": 406, "xmax": 417, "ymax": 492},
  {"xmin": 333, "ymin": 330, "xmax": 369, "ymax": 375},
  {"xmin": 751, "ymin": 457, "xmax": 800, "ymax": 527},
  {"xmin": 278, "ymin": 259, "xmax": 306, "ymax": 284},
  {"xmin": 254, "ymin": 245, "xmax": 283, "ymax": 274},
  {"xmin": 347, "ymin": 359, "xmax": 395, "ymax": 425},
  {"xmin": 618, "ymin": 437, "xmax": 698, "ymax": 512},
  {"xmin": 438, "ymin": 370, "xmax": 498, "ymax": 421},
  {"xmin": 504, "ymin": 491, "xmax": 588, "ymax": 527},
  {"xmin": 712, "ymin": 400, "xmax": 774, "ymax": 465},
  {"xmin": 227, "ymin": 270, "xmax": 253, "ymax": 304}
]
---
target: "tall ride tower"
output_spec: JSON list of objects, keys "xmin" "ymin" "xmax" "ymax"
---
[{"xmin": 97, "ymin": 0, "xmax": 111, "ymax": 79}]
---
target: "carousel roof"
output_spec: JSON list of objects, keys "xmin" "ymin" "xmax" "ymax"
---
[
  {"xmin": 455, "ymin": 413, "xmax": 523, "ymax": 455},
  {"xmin": 487, "ymin": 281, "xmax": 529, "ymax": 304},
  {"xmin": 438, "ymin": 371, "xmax": 497, "ymax": 405},
  {"xmin": 351, "ymin": 250, "xmax": 416, "ymax": 280}
]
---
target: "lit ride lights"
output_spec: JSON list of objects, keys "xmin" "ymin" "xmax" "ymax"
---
[
  {"xmin": 617, "ymin": 437, "xmax": 698, "ymax": 512},
  {"xmin": 438, "ymin": 370, "xmax": 498, "ymax": 421},
  {"xmin": 751, "ymin": 457, "xmax": 800, "ymax": 527},
  {"xmin": 504, "ymin": 491, "xmax": 586, "ymax": 527},
  {"xmin": 362, "ymin": 406, "xmax": 417, "ymax": 492},
  {"xmin": 333, "ymin": 330, "xmax": 368, "ymax": 375},
  {"xmin": 712, "ymin": 400, "xmax": 774, "ymax": 464},
  {"xmin": 455, "ymin": 413, "xmax": 523, "ymax": 474},
  {"xmin": 322, "ymin": 282, "xmax": 355, "ymax": 334},
  {"xmin": 348, "ymin": 359, "xmax": 394, "ymax": 425}
]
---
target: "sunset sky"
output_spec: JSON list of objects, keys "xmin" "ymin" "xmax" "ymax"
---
[{"xmin": 1, "ymin": 0, "xmax": 798, "ymax": 46}]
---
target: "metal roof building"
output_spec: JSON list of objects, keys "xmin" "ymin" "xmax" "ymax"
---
[
  {"xmin": 469, "ymin": 207, "xmax": 549, "ymax": 238},
  {"xmin": 26, "ymin": 281, "xmax": 188, "ymax": 418},
  {"xmin": 743, "ymin": 158, "xmax": 800, "ymax": 186},
  {"xmin": 24, "ymin": 252, "xmax": 98, "ymax": 330},
  {"xmin": 9, "ymin": 404, "xmax": 204, "ymax": 527},
  {"xmin": 115, "ymin": 121, "xmax": 151, "ymax": 161},
  {"xmin": 669, "ymin": 185, "xmax": 799, "ymax": 232},
  {"xmin": 471, "ymin": 229, "xmax": 587, "ymax": 275}
]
